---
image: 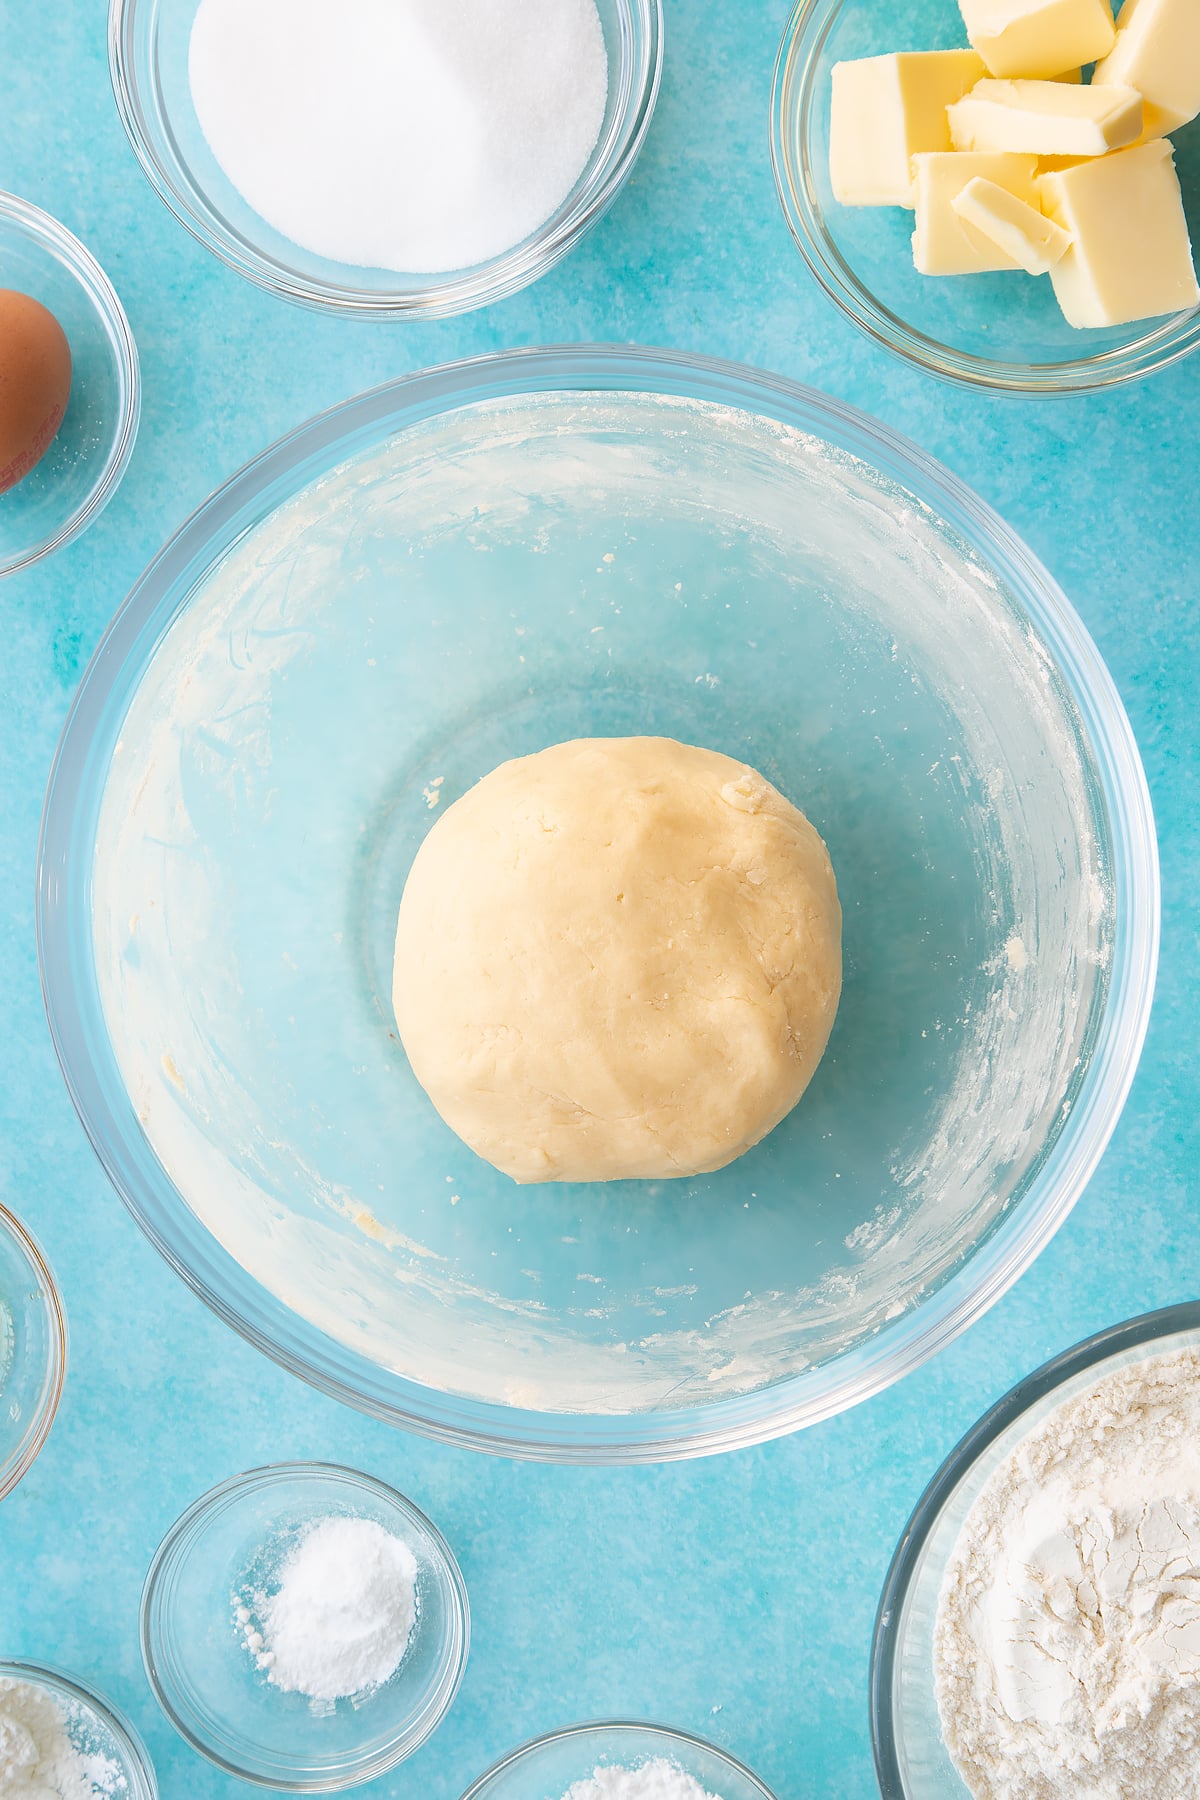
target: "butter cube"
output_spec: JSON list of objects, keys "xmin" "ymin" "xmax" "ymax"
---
[
  {"xmin": 952, "ymin": 176, "xmax": 1073, "ymax": 272},
  {"xmin": 1125, "ymin": 100, "xmax": 1177, "ymax": 146},
  {"xmin": 1035, "ymin": 82, "xmax": 1173, "ymax": 174},
  {"xmin": 949, "ymin": 78, "xmax": 1142, "ymax": 155},
  {"xmin": 1093, "ymin": 0, "xmax": 1200, "ymax": 132},
  {"xmin": 912, "ymin": 152, "xmax": 1040, "ymax": 273},
  {"xmin": 956, "ymin": 0, "xmax": 1115, "ymax": 77},
  {"xmin": 1038, "ymin": 139, "xmax": 1200, "ymax": 325},
  {"xmin": 830, "ymin": 50, "xmax": 987, "ymax": 206},
  {"xmin": 1039, "ymin": 98, "xmax": 1175, "ymax": 167}
]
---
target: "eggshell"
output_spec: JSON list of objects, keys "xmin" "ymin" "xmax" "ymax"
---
[{"xmin": 0, "ymin": 289, "xmax": 73, "ymax": 494}]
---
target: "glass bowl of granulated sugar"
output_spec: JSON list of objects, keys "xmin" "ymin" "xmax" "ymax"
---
[
  {"xmin": 873, "ymin": 1299, "xmax": 1200, "ymax": 1800},
  {"xmin": 461, "ymin": 1721, "xmax": 780, "ymax": 1800},
  {"xmin": 139, "ymin": 1461, "xmax": 469, "ymax": 1790},
  {"xmin": 108, "ymin": 0, "xmax": 662, "ymax": 316}
]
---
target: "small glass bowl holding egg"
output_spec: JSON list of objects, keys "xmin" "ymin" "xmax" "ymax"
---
[{"xmin": 0, "ymin": 191, "xmax": 140, "ymax": 577}]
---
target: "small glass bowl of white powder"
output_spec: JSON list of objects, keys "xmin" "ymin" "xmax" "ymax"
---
[
  {"xmin": 461, "ymin": 1721, "xmax": 779, "ymax": 1800},
  {"xmin": 872, "ymin": 1302, "xmax": 1200, "ymax": 1800},
  {"xmin": 0, "ymin": 1661, "xmax": 157, "ymax": 1800},
  {"xmin": 109, "ymin": 0, "xmax": 662, "ymax": 317},
  {"xmin": 140, "ymin": 1461, "xmax": 468, "ymax": 1789},
  {"xmin": 0, "ymin": 1201, "xmax": 67, "ymax": 1502}
]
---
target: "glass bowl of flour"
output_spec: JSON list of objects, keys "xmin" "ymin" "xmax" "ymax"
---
[
  {"xmin": 872, "ymin": 1301, "xmax": 1200, "ymax": 1799},
  {"xmin": 461, "ymin": 1720, "xmax": 779, "ymax": 1800},
  {"xmin": 0, "ymin": 1662, "xmax": 157, "ymax": 1800},
  {"xmin": 107, "ymin": 0, "xmax": 662, "ymax": 317},
  {"xmin": 38, "ymin": 345, "xmax": 1157, "ymax": 1461},
  {"xmin": 0, "ymin": 1201, "xmax": 66, "ymax": 1501},
  {"xmin": 140, "ymin": 1462, "xmax": 469, "ymax": 1788}
]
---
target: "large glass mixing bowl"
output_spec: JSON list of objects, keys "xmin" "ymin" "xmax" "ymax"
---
[{"xmin": 37, "ymin": 347, "xmax": 1158, "ymax": 1461}]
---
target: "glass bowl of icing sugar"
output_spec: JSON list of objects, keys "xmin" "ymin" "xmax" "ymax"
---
[
  {"xmin": 0, "ymin": 1201, "xmax": 66, "ymax": 1502},
  {"xmin": 140, "ymin": 1461, "xmax": 469, "ymax": 1790},
  {"xmin": 108, "ymin": 0, "xmax": 662, "ymax": 317},
  {"xmin": 461, "ymin": 1721, "xmax": 780, "ymax": 1800}
]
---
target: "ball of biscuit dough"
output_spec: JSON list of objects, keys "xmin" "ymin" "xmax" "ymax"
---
[{"xmin": 392, "ymin": 736, "xmax": 842, "ymax": 1184}]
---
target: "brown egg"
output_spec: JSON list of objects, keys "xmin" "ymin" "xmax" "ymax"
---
[{"xmin": 0, "ymin": 289, "xmax": 73, "ymax": 495}]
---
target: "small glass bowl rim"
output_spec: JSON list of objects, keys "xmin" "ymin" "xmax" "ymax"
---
[
  {"xmin": 870, "ymin": 1299, "xmax": 1200, "ymax": 1796},
  {"xmin": 0, "ymin": 1199, "xmax": 67, "ymax": 1502},
  {"xmin": 139, "ymin": 1458, "xmax": 471, "ymax": 1791},
  {"xmin": 459, "ymin": 1717, "xmax": 780, "ymax": 1800},
  {"xmin": 0, "ymin": 190, "xmax": 141, "ymax": 576},
  {"xmin": 0, "ymin": 1658, "xmax": 159, "ymax": 1800},
  {"xmin": 769, "ymin": 0, "xmax": 1200, "ymax": 395},
  {"xmin": 107, "ymin": 0, "xmax": 664, "ymax": 319}
]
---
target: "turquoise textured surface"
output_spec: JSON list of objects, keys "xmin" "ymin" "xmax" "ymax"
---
[{"xmin": 0, "ymin": 2, "xmax": 1196, "ymax": 1797}]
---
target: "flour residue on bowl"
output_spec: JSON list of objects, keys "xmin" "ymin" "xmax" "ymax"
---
[
  {"xmin": 0, "ymin": 1297, "xmax": 13, "ymax": 1398},
  {"xmin": 92, "ymin": 391, "xmax": 1111, "ymax": 1417}
]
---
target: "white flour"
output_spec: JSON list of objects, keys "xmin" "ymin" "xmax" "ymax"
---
[
  {"xmin": 934, "ymin": 1345, "xmax": 1200, "ymax": 1799},
  {"xmin": 237, "ymin": 1514, "xmax": 418, "ymax": 1701},
  {"xmin": 0, "ymin": 1678, "xmax": 124, "ymax": 1800},
  {"xmin": 562, "ymin": 1759, "xmax": 723, "ymax": 1800}
]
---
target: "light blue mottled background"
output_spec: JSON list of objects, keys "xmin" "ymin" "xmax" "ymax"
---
[{"xmin": 0, "ymin": 2, "xmax": 1197, "ymax": 1797}]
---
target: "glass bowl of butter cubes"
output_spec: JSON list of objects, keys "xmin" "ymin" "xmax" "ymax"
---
[{"xmin": 772, "ymin": 0, "xmax": 1200, "ymax": 391}]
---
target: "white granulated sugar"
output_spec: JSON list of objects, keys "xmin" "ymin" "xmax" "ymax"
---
[
  {"xmin": 189, "ymin": 0, "xmax": 609, "ymax": 274},
  {"xmin": 0, "ymin": 1678, "xmax": 124, "ymax": 1800},
  {"xmin": 934, "ymin": 1346, "xmax": 1200, "ymax": 1800},
  {"xmin": 238, "ymin": 1514, "xmax": 419, "ymax": 1701},
  {"xmin": 562, "ymin": 1759, "xmax": 724, "ymax": 1800}
]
